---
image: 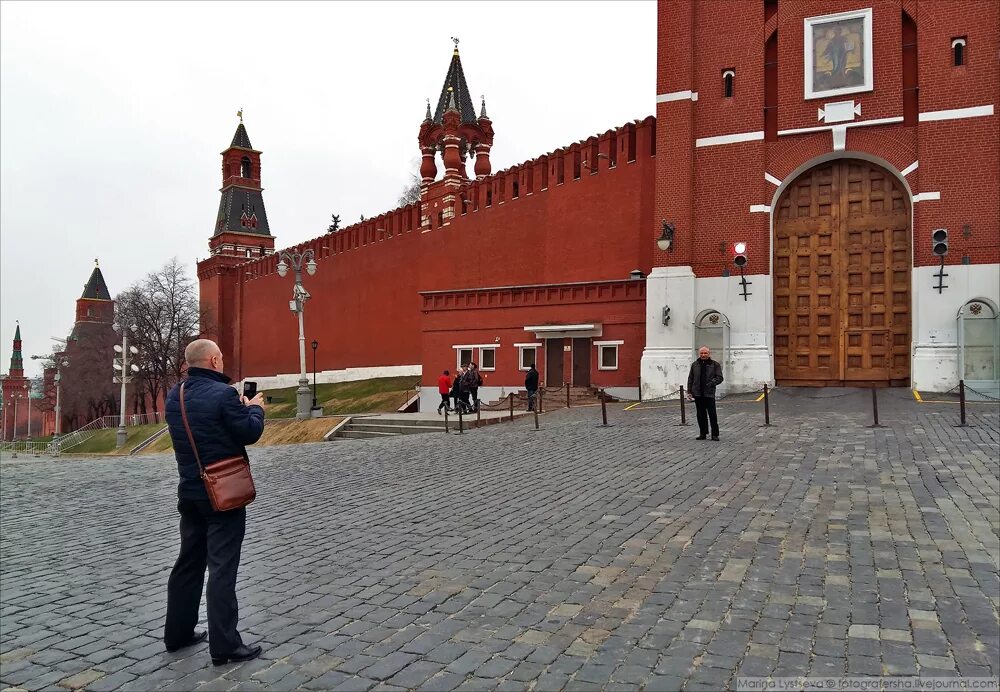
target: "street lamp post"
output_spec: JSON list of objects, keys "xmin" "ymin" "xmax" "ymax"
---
[
  {"xmin": 112, "ymin": 323, "xmax": 139, "ymax": 449},
  {"xmin": 311, "ymin": 340, "xmax": 319, "ymax": 411},
  {"xmin": 23, "ymin": 382, "xmax": 32, "ymax": 441},
  {"xmin": 276, "ymin": 249, "xmax": 317, "ymax": 419},
  {"xmin": 12, "ymin": 393, "xmax": 22, "ymax": 441},
  {"xmin": 34, "ymin": 355, "xmax": 70, "ymax": 444}
]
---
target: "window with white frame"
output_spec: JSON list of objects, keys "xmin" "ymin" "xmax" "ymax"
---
[
  {"xmin": 595, "ymin": 340, "xmax": 623, "ymax": 370},
  {"xmin": 479, "ymin": 347, "xmax": 496, "ymax": 371},
  {"xmin": 516, "ymin": 343, "xmax": 541, "ymax": 370},
  {"xmin": 453, "ymin": 345, "xmax": 497, "ymax": 371}
]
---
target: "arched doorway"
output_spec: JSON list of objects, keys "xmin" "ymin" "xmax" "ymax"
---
[{"xmin": 773, "ymin": 158, "xmax": 911, "ymax": 386}]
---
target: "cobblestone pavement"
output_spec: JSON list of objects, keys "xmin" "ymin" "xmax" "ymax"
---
[{"xmin": 1, "ymin": 390, "xmax": 998, "ymax": 691}]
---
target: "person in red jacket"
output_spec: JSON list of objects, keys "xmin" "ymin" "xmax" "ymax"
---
[{"xmin": 437, "ymin": 370, "xmax": 453, "ymax": 414}]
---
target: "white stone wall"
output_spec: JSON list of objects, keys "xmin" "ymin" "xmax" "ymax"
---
[
  {"xmin": 244, "ymin": 365, "xmax": 421, "ymax": 392},
  {"xmin": 911, "ymin": 263, "xmax": 1000, "ymax": 392}
]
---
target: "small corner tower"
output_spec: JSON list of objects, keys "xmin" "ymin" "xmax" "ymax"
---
[
  {"xmin": 208, "ymin": 112, "xmax": 276, "ymax": 262},
  {"xmin": 418, "ymin": 39, "xmax": 494, "ymax": 188}
]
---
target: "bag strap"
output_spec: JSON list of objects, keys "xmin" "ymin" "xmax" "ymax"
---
[{"xmin": 179, "ymin": 382, "xmax": 206, "ymax": 478}]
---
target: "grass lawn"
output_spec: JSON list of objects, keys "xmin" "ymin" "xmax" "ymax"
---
[
  {"xmin": 262, "ymin": 376, "xmax": 419, "ymax": 419},
  {"xmin": 62, "ymin": 424, "xmax": 167, "ymax": 455},
  {"xmin": 141, "ymin": 417, "xmax": 344, "ymax": 453}
]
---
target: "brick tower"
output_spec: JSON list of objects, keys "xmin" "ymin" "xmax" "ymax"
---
[
  {"xmin": 198, "ymin": 114, "xmax": 275, "ymax": 365},
  {"xmin": 1, "ymin": 323, "xmax": 29, "ymax": 439}
]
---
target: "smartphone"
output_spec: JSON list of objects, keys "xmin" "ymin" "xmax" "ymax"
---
[{"xmin": 243, "ymin": 381, "xmax": 258, "ymax": 399}]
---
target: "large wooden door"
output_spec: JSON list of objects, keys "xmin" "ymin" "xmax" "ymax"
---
[
  {"xmin": 545, "ymin": 339, "xmax": 564, "ymax": 386},
  {"xmin": 572, "ymin": 338, "xmax": 590, "ymax": 387},
  {"xmin": 774, "ymin": 159, "xmax": 910, "ymax": 386}
]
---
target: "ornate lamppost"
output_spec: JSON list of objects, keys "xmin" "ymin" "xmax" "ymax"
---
[
  {"xmin": 12, "ymin": 392, "xmax": 22, "ymax": 441},
  {"xmin": 276, "ymin": 249, "xmax": 317, "ymax": 419},
  {"xmin": 311, "ymin": 339, "xmax": 319, "ymax": 412},
  {"xmin": 112, "ymin": 323, "xmax": 139, "ymax": 449},
  {"xmin": 22, "ymin": 381, "xmax": 32, "ymax": 441}
]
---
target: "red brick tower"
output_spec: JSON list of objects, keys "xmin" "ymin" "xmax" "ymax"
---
[
  {"xmin": 198, "ymin": 115, "xmax": 275, "ymax": 366},
  {"xmin": 1, "ymin": 323, "xmax": 29, "ymax": 439},
  {"xmin": 74, "ymin": 259, "xmax": 115, "ymax": 327},
  {"xmin": 418, "ymin": 39, "xmax": 494, "ymax": 227}
]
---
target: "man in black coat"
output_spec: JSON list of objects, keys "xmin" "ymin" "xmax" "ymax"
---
[
  {"xmin": 686, "ymin": 346, "xmax": 724, "ymax": 441},
  {"xmin": 163, "ymin": 339, "xmax": 265, "ymax": 665},
  {"xmin": 525, "ymin": 363, "xmax": 540, "ymax": 411}
]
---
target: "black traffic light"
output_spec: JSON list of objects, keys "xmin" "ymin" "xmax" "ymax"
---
[
  {"xmin": 932, "ymin": 228, "xmax": 949, "ymax": 256},
  {"xmin": 733, "ymin": 242, "xmax": 748, "ymax": 268}
]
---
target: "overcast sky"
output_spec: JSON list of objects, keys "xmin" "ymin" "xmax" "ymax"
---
[{"xmin": 1, "ymin": 0, "xmax": 655, "ymax": 378}]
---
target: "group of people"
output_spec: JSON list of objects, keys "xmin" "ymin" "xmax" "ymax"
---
[
  {"xmin": 162, "ymin": 339, "xmax": 725, "ymax": 667},
  {"xmin": 436, "ymin": 362, "xmax": 484, "ymax": 415}
]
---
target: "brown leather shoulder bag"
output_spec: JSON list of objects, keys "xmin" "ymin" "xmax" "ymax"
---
[{"xmin": 179, "ymin": 381, "xmax": 257, "ymax": 512}]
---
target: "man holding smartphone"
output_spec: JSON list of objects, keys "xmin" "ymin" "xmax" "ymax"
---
[{"xmin": 163, "ymin": 339, "xmax": 266, "ymax": 665}]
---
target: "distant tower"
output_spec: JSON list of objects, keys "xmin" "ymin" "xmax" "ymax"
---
[
  {"xmin": 418, "ymin": 39, "xmax": 494, "ymax": 189},
  {"xmin": 1, "ymin": 322, "xmax": 29, "ymax": 440},
  {"xmin": 208, "ymin": 117, "xmax": 276, "ymax": 261},
  {"xmin": 198, "ymin": 115, "xmax": 275, "ymax": 371},
  {"xmin": 74, "ymin": 259, "xmax": 115, "ymax": 328}
]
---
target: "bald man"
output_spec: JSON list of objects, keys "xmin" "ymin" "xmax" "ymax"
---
[
  {"xmin": 163, "ymin": 339, "xmax": 265, "ymax": 665},
  {"xmin": 687, "ymin": 346, "xmax": 724, "ymax": 441}
]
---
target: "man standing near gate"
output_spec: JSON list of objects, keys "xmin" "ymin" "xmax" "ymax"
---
[{"xmin": 687, "ymin": 346, "xmax": 724, "ymax": 441}]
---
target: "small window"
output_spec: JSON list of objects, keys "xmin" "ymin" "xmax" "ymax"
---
[
  {"xmin": 240, "ymin": 156, "xmax": 252, "ymax": 178},
  {"xmin": 518, "ymin": 345, "xmax": 539, "ymax": 370},
  {"xmin": 512, "ymin": 180, "xmax": 519, "ymax": 199},
  {"xmin": 598, "ymin": 344, "xmax": 619, "ymax": 370},
  {"xmin": 245, "ymin": 249, "xmax": 252, "ymax": 258},
  {"xmin": 486, "ymin": 188, "xmax": 493, "ymax": 207},
  {"xmin": 723, "ymin": 69, "xmax": 735, "ymax": 98},
  {"xmin": 479, "ymin": 347, "xmax": 496, "ymax": 371},
  {"xmin": 437, "ymin": 211, "xmax": 444, "ymax": 226},
  {"xmin": 456, "ymin": 348, "xmax": 473, "ymax": 370},
  {"xmin": 952, "ymin": 37, "xmax": 966, "ymax": 66}
]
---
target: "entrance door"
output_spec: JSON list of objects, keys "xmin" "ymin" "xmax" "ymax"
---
[
  {"xmin": 572, "ymin": 338, "xmax": 590, "ymax": 387},
  {"xmin": 774, "ymin": 159, "xmax": 911, "ymax": 386},
  {"xmin": 545, "ymin": 339, "xmax": 564, "ymax": 386}
]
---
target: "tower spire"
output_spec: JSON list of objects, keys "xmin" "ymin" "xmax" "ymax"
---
[{"xmin": 9, "ymin": 321, "xmax": 24, "ymax": 377}]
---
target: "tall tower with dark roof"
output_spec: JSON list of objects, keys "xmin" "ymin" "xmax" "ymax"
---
[
  {"xmin": 74, "ymin": 259, "xmax": 115, "ymax": 328},
  {"xmin": 208, "ymin": 117, "xmax": 276, "ymax": 261},
  {"xmin": 418, "ymin": 40, "xmax": 494, "ymax": 189},
  {"xmin": 7, "ymin": 323, "xmax": 24, "ymax": 379}
]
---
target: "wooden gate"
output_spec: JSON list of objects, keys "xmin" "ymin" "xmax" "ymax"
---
[{"xmin": 773, "ymin": 159, "xmax": 911, "ymax": 386}]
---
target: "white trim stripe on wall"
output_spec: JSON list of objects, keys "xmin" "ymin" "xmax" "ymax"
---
[
  {"xmin": 657, "ymin": 90, "xmax": 699, "ymax": 103},
  {"xmin": 901, "ymin": 161, "xmax": 919, "ymax": 177},
  {"xmin": 919, "ymin": 105, "xmax": 994, "ymax": 122},
  {"xmin": 765, "ymin": 173, "xmax": 783, "ymax": 186},
  {"xmin": 695, "ymin": 131, "xmax": 765, "ymax": 148},
  {"xmin": 750, "ymin": 205, "xmax": 772, "ymax": 213},
  {"xmin": 912, "ymin": 192, "xmax": 941, "ymax": 203}
]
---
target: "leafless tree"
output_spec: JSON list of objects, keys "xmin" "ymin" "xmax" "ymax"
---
[
  {"xmin": 397, "ymin": 157, "xmax": 422, "ymax": 207},
  {"xmin": 115, "ymin": 258, "xmax": 205, "ymax": 415}
]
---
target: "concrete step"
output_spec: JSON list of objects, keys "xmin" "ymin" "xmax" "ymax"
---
[
  {"xmin": 349, "ymin": 423, "xmax": 444, "ymax": 435},
  {"xmin": 359, "ymin": 417, "xmax": 444, "ymax": 429},
  {"xmin": 336, "ymin": 430, "xmax": 401, "ymax": 440}
]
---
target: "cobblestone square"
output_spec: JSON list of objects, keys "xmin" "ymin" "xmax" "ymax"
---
[{"xmin": 1, "ymin": 390, "xmax": 998, "ymax": 691}]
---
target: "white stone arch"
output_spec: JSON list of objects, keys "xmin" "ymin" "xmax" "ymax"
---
[
  {"xmin": 694, "ymin": 309, "xmax": 731, "ymax": 396},
  {"xmin": 765, "ymin": 152, "xmax": 915, "ymax": 385}
]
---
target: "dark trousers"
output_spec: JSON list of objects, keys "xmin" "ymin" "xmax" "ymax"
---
[
  {"xmin": 164, "ymin": 499, "xmax": 246, "ymax": 657},
  {"xmin": 526, "ymin": 389, "xmax": 538, "ymax": 411},
  {"xmin": 438, "ymin": 393, "xmax": 451, "ymax": 411},
  {"xmin": 469, "ymin": 387, "xmax": 479, "ymax": 410},
  {"xmin": 694, "ymin": 396, "xmax": 719, "ymax": 437}
]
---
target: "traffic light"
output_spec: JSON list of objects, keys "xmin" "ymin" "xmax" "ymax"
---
[
  {"xmin": 734, "ymin": 242, "xmax": 748, "ymax": 268},
  {"xmin": 932, "ymin": 228, "xmax": 949, "ymax": 256},
  {"xmin": 662, "ymin": 305, "xmax": 671, "ymax": 326}
]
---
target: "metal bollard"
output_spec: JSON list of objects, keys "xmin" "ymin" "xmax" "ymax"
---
[
  {"xmin": 477, "ymin": 404, "xmax": 481, "ymax": 426},
  {"xmin": 600, "ymin": 389, "xmax": 608, "ymax": 426},
  {"xmin": 509, "ymin": 392, "xmax": 514, "ymax": 422},
  {"xmin": 444, "ymin": 406, "xmax": 449, "ymax": 433},
  {"xmin": 533, "ymin": 403, "xmax": 540, "ymax": 430},
  {"xmin": 678, "ymin": 386, "xmax": 689, "ymax": 426},
  {"xmin": 457, "ymin": 403, "xmax": 464, "ymax": 434},
  {"xmin": 539, "ymin": 389, "xmax": 544, "ymax": 415},
  {"xmin": 763, "ymin": 384, "xmax": 771, "ymax": 427},
  {"xmin": 566, "ymin": 385, "xmax": 571, "ymax": 408},
  {"xmin": 959, "ymin": 379, "xmax": 967, "ymax": 427},
  {"xmin": 869, "ymin": 387, "xmax": 883, "ymax": 428}
]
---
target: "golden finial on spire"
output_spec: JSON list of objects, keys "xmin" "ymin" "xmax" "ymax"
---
[
  {"xmin": 95, "ymin": 257, "xmax": 99, "ymax": 267},
  {"xmin": 237, "ymin": 108, "xmax": 243, "ymax": 123},
  {"xmin": 451, "ymin": 36, "xmax": 459, "ymax": 54}
]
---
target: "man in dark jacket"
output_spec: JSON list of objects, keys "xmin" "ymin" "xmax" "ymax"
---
[
  {"xmin": 687, "ymin": 346, "xmax": 724, "ymax": 441},
  {"xmin": 525, "ymin": 363, "xmax": 540, "ymax": 411},
  {"xmin": 163, "ymin": 339, "xmax": 265, "ymax": 665}
]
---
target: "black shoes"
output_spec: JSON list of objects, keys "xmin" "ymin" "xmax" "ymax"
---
[
  {"xmin": 696, "ymin": 435, "xmax": 707, "ymax": 440},
  {"xmin": 165, "ymin": 630, "xmax": 207, "ymax": 653},
  {"xmin": 212, "ymin": 644, "xmax": 262, "ymax": 666},
  {"xmin": 711, "ymin": 436, "xmax": 720, "ymax": 441}
]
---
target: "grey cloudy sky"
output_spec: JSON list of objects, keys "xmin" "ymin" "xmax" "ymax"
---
[{"xmin": 1, "ymin": 0, "xmax": 655, "ymax": 378}]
